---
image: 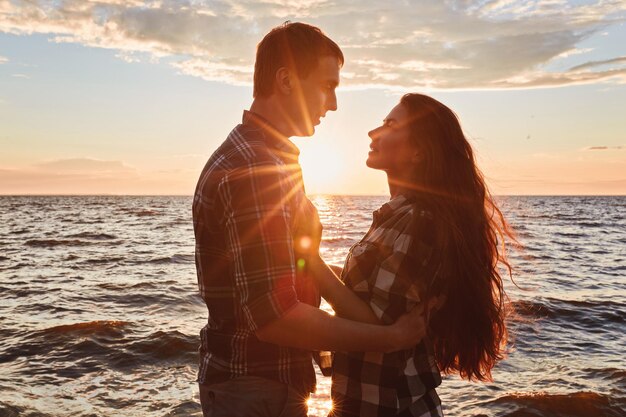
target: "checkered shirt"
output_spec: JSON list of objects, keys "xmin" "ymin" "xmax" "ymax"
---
[
  {"xmin": 192, "ymin": 111, "xmax": 322, "ymax": 395},
  {"xmin": 331, "ymin": 194, "xmax": 443, "ymax": 417}
]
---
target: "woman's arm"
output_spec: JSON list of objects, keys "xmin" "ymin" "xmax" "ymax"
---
[
  {"xmin": 327, "ymin": 263, "xmax": 343, "ymax": 277},
  {"xmin": 309, "ymin": 255, "xmax": 380, "ymax": 324}
]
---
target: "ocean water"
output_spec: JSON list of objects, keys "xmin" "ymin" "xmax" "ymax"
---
[{"xmin": 0, "ymin": 195, "xmax": 624, "ymax": 417}]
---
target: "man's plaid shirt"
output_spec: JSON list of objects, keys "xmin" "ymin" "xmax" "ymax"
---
[
  {"xmin": 331, "ymin": 194, "xmax": 443, "ymax": 417},
  {"xmin": 192, "ymin": 111, "xmax": 322, "ymax": 395}
]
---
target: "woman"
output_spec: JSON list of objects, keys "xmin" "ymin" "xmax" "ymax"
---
[{"xmin": 314, "ymin": 93, "xmax": 515, "ymax": 416}]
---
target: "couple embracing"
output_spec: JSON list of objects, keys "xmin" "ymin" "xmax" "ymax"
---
[{"xmin": 192, "ymin": 22, "xmax": 514, "ymax": 417}]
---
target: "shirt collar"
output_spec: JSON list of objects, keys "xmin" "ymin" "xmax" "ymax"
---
[
  {"xmin": 242, "ymin": 110, "xmax": 300, "ymax": 162},
  {"xmin": 372, "ymin": 193, "xmax": 415, "ymax": 224}
]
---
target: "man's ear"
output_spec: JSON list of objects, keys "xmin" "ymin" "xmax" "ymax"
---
[{"xmin": 275, "ymin": 67, "xmax": 291, "ymax": 95}]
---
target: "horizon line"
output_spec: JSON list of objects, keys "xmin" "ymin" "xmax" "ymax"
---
[{"xmin": 1, "ymin": 193, "xmax": 625, "ymax": 198}]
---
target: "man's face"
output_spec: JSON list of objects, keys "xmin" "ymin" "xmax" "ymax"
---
[{"xmin": 289, "ymin": 55, "xmax": 340, "ymax": 137}]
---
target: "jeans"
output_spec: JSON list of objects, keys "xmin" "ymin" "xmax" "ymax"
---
[{"xmin": 199, "ymin": 376, "xmax": 309, "ymax": 417}]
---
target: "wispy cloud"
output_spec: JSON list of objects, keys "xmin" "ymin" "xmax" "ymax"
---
[
  {"xmin": 35, "ymin": 158, "xmax": 137, "ymax": 174},
  {"xmin": 569, "ymin": 56, "xmax": 626, "ymax": 71},
  {"xmin": 582, "ymin": 145, "xmax": 625, "ymax": 151},
  {"xmin": 0, "ymin": 54, "xmax": 7, "ymax": 64},
  {"xmin": 0, "ymin": 0, "xmax": 625, "ymax": 90},
  {"xmin": 0, "ymin": 158, "xmax": 196, "ymax": 194}
]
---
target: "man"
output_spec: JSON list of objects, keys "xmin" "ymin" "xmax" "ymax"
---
[{"xmin": 192, "ymin": 22, "xmax": 426, "ymax": 417}]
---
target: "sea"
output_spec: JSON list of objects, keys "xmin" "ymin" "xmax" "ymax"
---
[{"xmin": 0, "ymin": 195, "xmax": 624, "ymax": 417}]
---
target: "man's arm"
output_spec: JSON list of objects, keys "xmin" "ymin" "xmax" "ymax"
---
[{"xmin": 255, "ymin": 301, "xmax": 425, "ymax": 353}]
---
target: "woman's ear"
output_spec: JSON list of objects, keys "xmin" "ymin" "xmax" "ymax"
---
[{"xmin": 275, "ymin": 67, "xmax": 291, "ymax": 95}]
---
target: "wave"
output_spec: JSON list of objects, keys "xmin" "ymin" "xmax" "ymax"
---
[
  {"xmin": 120, "ymin": 330, "xmax": 197, "ymax": 364},
  {"xmin": 322, "ymin": 237, "xmax": 355, "ymax": 246},
  {"xmin": 163, "ymin": 400, "xmax": 202, "ymax": 416},
  {"xmin": 25, "ymin": 239, "xmax": 92, "ymax": 248},
  {"xmin": 88, "ymin": 289, "xmax": 192, "ymax": 308},
  {"xmin": 142, "ymin": 254, "xmax": 194, "ymax": 264},
  {"xmin": 66, "ymin": 232, "xmax": 117, "ymax": 240},
  {"xmin": 11, "ymin": 302, "xmax": 85, "ymax": 315},
  {"xmin": 118, "ymin": 208, "xmax": 162, "ymax": 217},
  {"xmin": 0, "ymin": 401, "xmax": 53, "ymax": 417},
  {"xmin": 0, "ymin": 322, "xmax": 197, "ymax": 375},
  {"xmin": 512, "ymin": 299, "xmax": 625, "ymax": 325},
  {"xmin": 40, "ymin": 320, "xmax": 130, "ymax": 335},
  {"xmin": 72, "ymin": 219, "xmax": 105, "ymax": 225},
  {"xmin": 578, "ymin": 221, "xmax": 610, "ymax": 228},
  {"xmin": 1, "ymin": 285, "xmax": 62, "ymax": 299},
  {"xmin": 96, "ymin": 281, "xmax": 164, "ymax": 291},
  {"xmin": 483, "ymin": 391, "xmax": 624, "ymax": 417},
  {"xmin": 582, "ymin": 367, "xmax": 626, "ymax": 385},
  {"xmin": 553, "ymin": 231, "xmax": 587, "ymax": 238},
  {"xmin": 0, "ymin": 262, "xmax": 32, "ymax": 271},
  {"xmin": 81, "ymin": 256, "xmax": 126, "ymax": 265},
  {"xmin": 0, "ymin": 320, "xmax": 130, "ymax": 365}
]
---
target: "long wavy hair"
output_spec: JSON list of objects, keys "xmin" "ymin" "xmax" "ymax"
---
[{"xmin": 400, "ymin": 93, "xmax": 516, "ymax": 381}]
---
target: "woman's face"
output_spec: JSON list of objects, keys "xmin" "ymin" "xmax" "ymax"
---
[{"xmin": 366, "ymin": 103, "xmax": 419, "ymax": 176}]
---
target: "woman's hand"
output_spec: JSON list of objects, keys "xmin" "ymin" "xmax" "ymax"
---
[
  {"xmin": 388, "ymin": 296, "xmax": 445, "ymax": 351},
  {"xmin": 388, "ymin": 304, "xmax": 428, "ymax": 351}
]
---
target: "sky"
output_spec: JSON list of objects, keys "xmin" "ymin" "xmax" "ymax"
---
[{"xmin": 0, "ymin": 0, "xmax": 625, "ymax": 196}]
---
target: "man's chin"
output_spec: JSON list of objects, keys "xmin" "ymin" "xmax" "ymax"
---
[{"xmin": 293, "ymin": 125, "xmax": 315, "ymax": 137}]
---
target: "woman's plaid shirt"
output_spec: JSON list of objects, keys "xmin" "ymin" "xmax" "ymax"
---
[
  {"xmin": 331, "ymin": 194, "xmax": 443, "ymax": 417},
  {"xmin": 192, "ymin": 111, "xmax": 322, "ymax": 395}
]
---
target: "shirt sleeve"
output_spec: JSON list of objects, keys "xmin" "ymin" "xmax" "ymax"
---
[
  {"xmin": 369, "ymin": 206, "xmax": 436, "ymax": 324},
  {"xmin": 218, "ymin": 162, "xmax": 299, "ymax": 331}
]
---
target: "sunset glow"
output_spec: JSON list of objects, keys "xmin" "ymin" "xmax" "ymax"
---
[
  {"xmin": 297, "ymin": 140, "xmax": 345, "ymax": 195},
  {"xmin": 0, "ymin": 1, "xmax": 624, "ymax": 196}
]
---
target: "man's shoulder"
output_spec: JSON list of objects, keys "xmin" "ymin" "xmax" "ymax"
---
[
  {"xmin": 195, "ymin": 124, "xmax": 284, "ymax": 196},
  {"xmin": 212, "ymin": 124, "xmax": 282, "ymax": 169}
]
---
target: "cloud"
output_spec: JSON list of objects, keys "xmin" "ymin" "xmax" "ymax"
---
[
  {"xmin": 0, "ymin": 158, "xmax": 196, "ymax": 194},
  {"xmin": 489, "ymin": 177, "xmax": 626, "ymax": 195},
  {"xmin": 532, "ymin": 152, "xmax": 562, "ymax": 159},
  {"xmin": 569, "ymin": 56, "xmax": 626, "ymax": 71},
  {"xmin": 0, "ymin": 55, "xmax": 7, "ymax": 64},
  {"xmin": 1, "ymin": 0, "xmax": 625, "ymax": 90},
  {"xmin": 583, "ymin": 145, "xmax": 625, "ymax": 151},
  {"xmin": 35, "ymin": 158, "xmax": 137, "ymax": 174}
]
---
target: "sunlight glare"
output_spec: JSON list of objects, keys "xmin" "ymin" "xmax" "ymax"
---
[{"xmin": 298, "ymin": 140, "xmax": 343, "ymax": 194}]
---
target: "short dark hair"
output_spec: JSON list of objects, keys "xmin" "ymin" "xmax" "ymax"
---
[{"xmin": 253, "ymin": 22, "xmax": 344, "ymax": 98}]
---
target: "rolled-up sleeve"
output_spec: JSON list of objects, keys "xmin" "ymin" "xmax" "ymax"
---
[{"xmin": 218, "ymin": 162, "xmax": 299, "ymax": 331}]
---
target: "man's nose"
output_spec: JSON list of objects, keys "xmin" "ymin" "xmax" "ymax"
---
[
  {"xmin": 326, "ymin": 91, "xmax": 337, "ymax": 112},
  {"xmin": 368, "ymin": 127, "xmax": 379, "ymax": 140}
]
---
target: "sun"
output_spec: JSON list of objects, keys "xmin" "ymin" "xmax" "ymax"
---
[{"xmin": 297, "ymin": 139, "xmax": 343, "ymax": 194}]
